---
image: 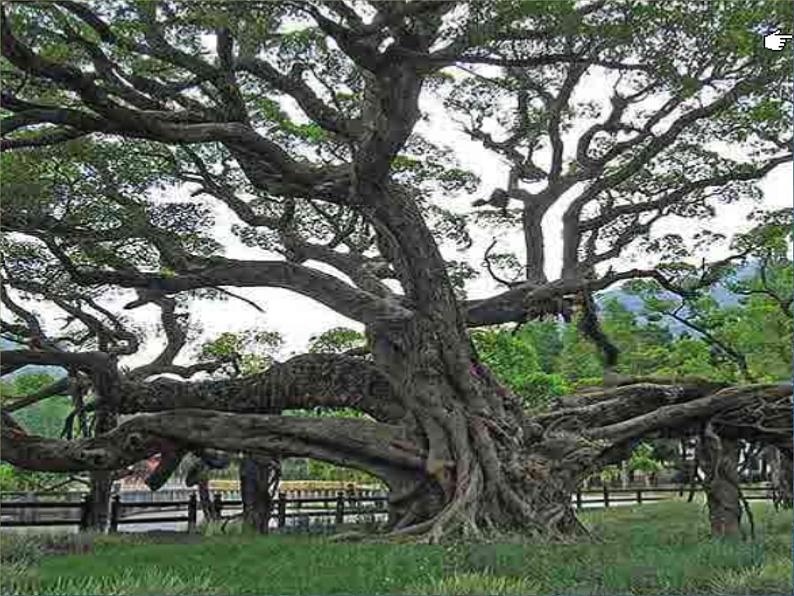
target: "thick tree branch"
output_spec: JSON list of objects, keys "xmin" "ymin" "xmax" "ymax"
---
[
  {"xmin": 60, "ymin": 256, "xmax": 411, "ymax": 324},
  {"xmin": 2, "ymin": 377, "xmax": 70, "ymax": 412},
  {"xmin": 1, "ymin": 409, "xmax": 425, "ymax": 481},
  {"xmin": 586, "ymin": 383, "xmax": 792, "ymax": 446},
  {"xmin": 465, "ymin": 267, "xmax": 688, "ymax": 327},
  {"xmin": 120, "ymin": 353, "xmax": 405, "ymax": 423}
]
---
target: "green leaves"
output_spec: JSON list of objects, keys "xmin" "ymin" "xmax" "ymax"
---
[
  {"xmin": 473, "ymin": 328, "xmax": 541, "ymax": 380},
  {"xmin": 472, "ymin": 327, "xmax": 566, "ymax": 407},
  {"xmin": 629, "ymin": 442, "xmax": 664, "ymax": 474},
  {"xmin": 308, "ymin": 327, "xmax": 365, "ymax": 354},
  {"xmin": 631, "ymin": 251, "xmax": 793, "ymax": 382},
  {"xmin": 199, "ymin": 330, "xmax": 285, "ymax": 376}
]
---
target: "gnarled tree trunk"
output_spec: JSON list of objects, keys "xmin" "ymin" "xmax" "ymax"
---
[
  {"xmin": 769, "ymin": 446, "xmax": 793, "ymax": 509},
  {"xmin": 697, "ymin": 430, "xmax": 741, "ymax": 538},
  {"xmin": 85, "ymin": 408, "xmax": 117, "ymax": 531},
  {"xmin": 86, "ymin": 471, "xmax": 113, "ymax": 531},
  {"xmin": 197, "ymin": 478, "xmax": 216, "ymax": 522},
  {"xmin": 239, "ymin": 454, "xmax": 280, "ymax": 533}
]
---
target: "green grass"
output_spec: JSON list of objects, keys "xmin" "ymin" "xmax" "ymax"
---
[{"xmin": 1, "ymin": 502, "xmax": 791, "ymax": 595}]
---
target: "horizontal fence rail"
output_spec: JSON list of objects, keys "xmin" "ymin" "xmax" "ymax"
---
[{"xmin": 0, "ymin": 484, "xmax": 775, "ymax": 533}]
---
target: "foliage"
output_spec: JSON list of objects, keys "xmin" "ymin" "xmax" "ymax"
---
[
  {"xmin": 0, "ymin": 373, "xmax": 74, "ymax": 491},
  {"xmin": 706, "ymin": 557, "xmax": 792, "ymax": 595},
  {"xmin": 0, "ymin": 373, "xmax": 71, "ymax": 437},
  {"xmin": 0, "ymin": 532, "xmax": 95, "ymax": 567},
  {"xmin": 549, "ymin": 322, "xmax": 600, "ymax": 383},
  {"xmin": 305, "ymin": 459, "xmax": 376, "ymax": 484},
  {"xmin": 518, "ymin": 320, "xmax": 564, "ymax": 374},
  {"xmin": 514, "ymin": 372, "xmax": 570, "ymax": 411},
  {"xmin": 2, "ymin": 566, "xmax": 222, "ymax": 596},
  {"xmin": 629, "ymin": 443, "xmax": 665, "ymax": 474},
  {"xmin": 308, "ymin": 327, "xmax": 366, "ymax": 354},
  {"xmin": 472, "ymin": 326, "xmax": 569, "ymax": 409},
  {"xmin": 471, "ymin": 257, "xmax": 792, "ymax": 412},
  {"xmin": 597, "ymin": 465, "xmax": 623, "ymax": 483},
  {"xmin": 628, "ymin": 256, "xmax": 793, "ymax": 382},
  {"xmin": 473, "ymin": 328, "xmax": 540, "ymax": 377},
  {"xmin": 198, "ymin": 330, "xmax": 284, "ymax": 376},
  {"xmin": 0, "ymin": 463, "xmax": 70, "ymax": 492}
]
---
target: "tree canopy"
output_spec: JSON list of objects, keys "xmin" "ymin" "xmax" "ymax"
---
[{"xmin": 1, "ymin": 0, "xmax": 791, "ymax": 541}]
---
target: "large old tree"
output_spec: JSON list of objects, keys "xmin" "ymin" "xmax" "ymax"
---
[{"xmin": 1, "ymin": 1, "xmax": 792, "ymax": 540}]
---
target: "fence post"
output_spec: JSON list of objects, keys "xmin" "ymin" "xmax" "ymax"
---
[
  {"xmin": 187, "ymin": 494, "xmax": 197, "ymax": 533},
  {"xmin": 109, "ymin": 495, "xmax": 120, "ymax": 533},
  {"xmin": 335, "ymin": 491, "xmax": 345, "ymax": 525},
  {"xmin": 213, "ymin": 492, "xmax": 223, "ymax": 520},
  {"xmin": 23, "ymin": 491, "xmax": 35, "ymax": 523},
  {"xmin": 79, "ymin": 494, "xmax": 91, "ymax": 531},
  {"xmin": 576, "ymin": 489, "xmax": 582, "ymax": 510},
  {"xmin": 277, "ymin": 492, "xmax": 286, "ymax": 529},
  {"xmin": 636, "ymin": 489, "xmax": 643, "ymax": 505},
  {"xmin": 602, "ymin": 483, "xmax": 610, "ymax": 508}
]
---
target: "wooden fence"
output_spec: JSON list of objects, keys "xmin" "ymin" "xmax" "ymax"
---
[
  {"xmin": 572, "ymin": 483, "xmax": 774, "ymax": 509},
  {"xmin": 0, "ymin": 490, "xmax": 389, "ymax": 532},
  {"xmin": 0, "ymin": 484, "xmax": 774, "ymax": 533}
]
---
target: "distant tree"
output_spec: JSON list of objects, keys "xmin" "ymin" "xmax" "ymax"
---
[
  {"xmin": 2, "ymin": 373, "xmax": 71, "ymax": 438},
  {"xmin": 0, "ymin": 372, "xmax": 77, "ymax": 491},
  {"xmin": 520, "ymin": 319, "xmax": 564, "ymax": 374},
  {"xmin": 630, "ymin": 210, "xmax": 792, "ymax": 382},
  {"xmin": 556, "ymin": 323, "xmax": 603, "ymax": 384},
  {"xmin": 472, "ymin": 327, "xmax": 567, "ymax": 410}
]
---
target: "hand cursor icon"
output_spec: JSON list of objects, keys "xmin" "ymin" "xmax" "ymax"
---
[{"xmin": 764, "ymin": 30, "xmax": 792, "ymax": 51}]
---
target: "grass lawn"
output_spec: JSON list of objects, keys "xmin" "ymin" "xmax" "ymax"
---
[{"xmin": 1, "ymin": 502, "xmax": 791, "ymax": 595}]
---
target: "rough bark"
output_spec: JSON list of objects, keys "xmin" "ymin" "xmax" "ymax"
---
[
  {"xmin": 769, "ymin": 446, "xmax": 793, "ymax": 509},
  {"xmin": 118, "ymin": 354, "xmax": 406, "ymax": 423},
  {"xmin": 84, "ymin": 407, "xmax": 117, "ymax": 531},
  {"xmin": 198, "ymin": 478, "xmax": 216, "ymax": 522},
  {"xmin": 239, "ymin": 454, "xmax": 280, "ymax": 534},
  {"xmin": 697, "ymin": 430, "xmax": 741, "ymax": 538},
  {"xmin": 86, "ymin": 471, "xmax": 113, "ymax": 531}
]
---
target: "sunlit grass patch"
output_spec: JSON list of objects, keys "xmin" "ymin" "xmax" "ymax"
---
[
  {"xmin": 5, "ymin": 566, "xmax": 221, "ymax": 596},
  {"xmin": 404, "ymin": 572, "xmax": 541, "ymax": 595},
  {"xmin": 706, "ymin": 557, "xmax": 792, "ymax": 595}
]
